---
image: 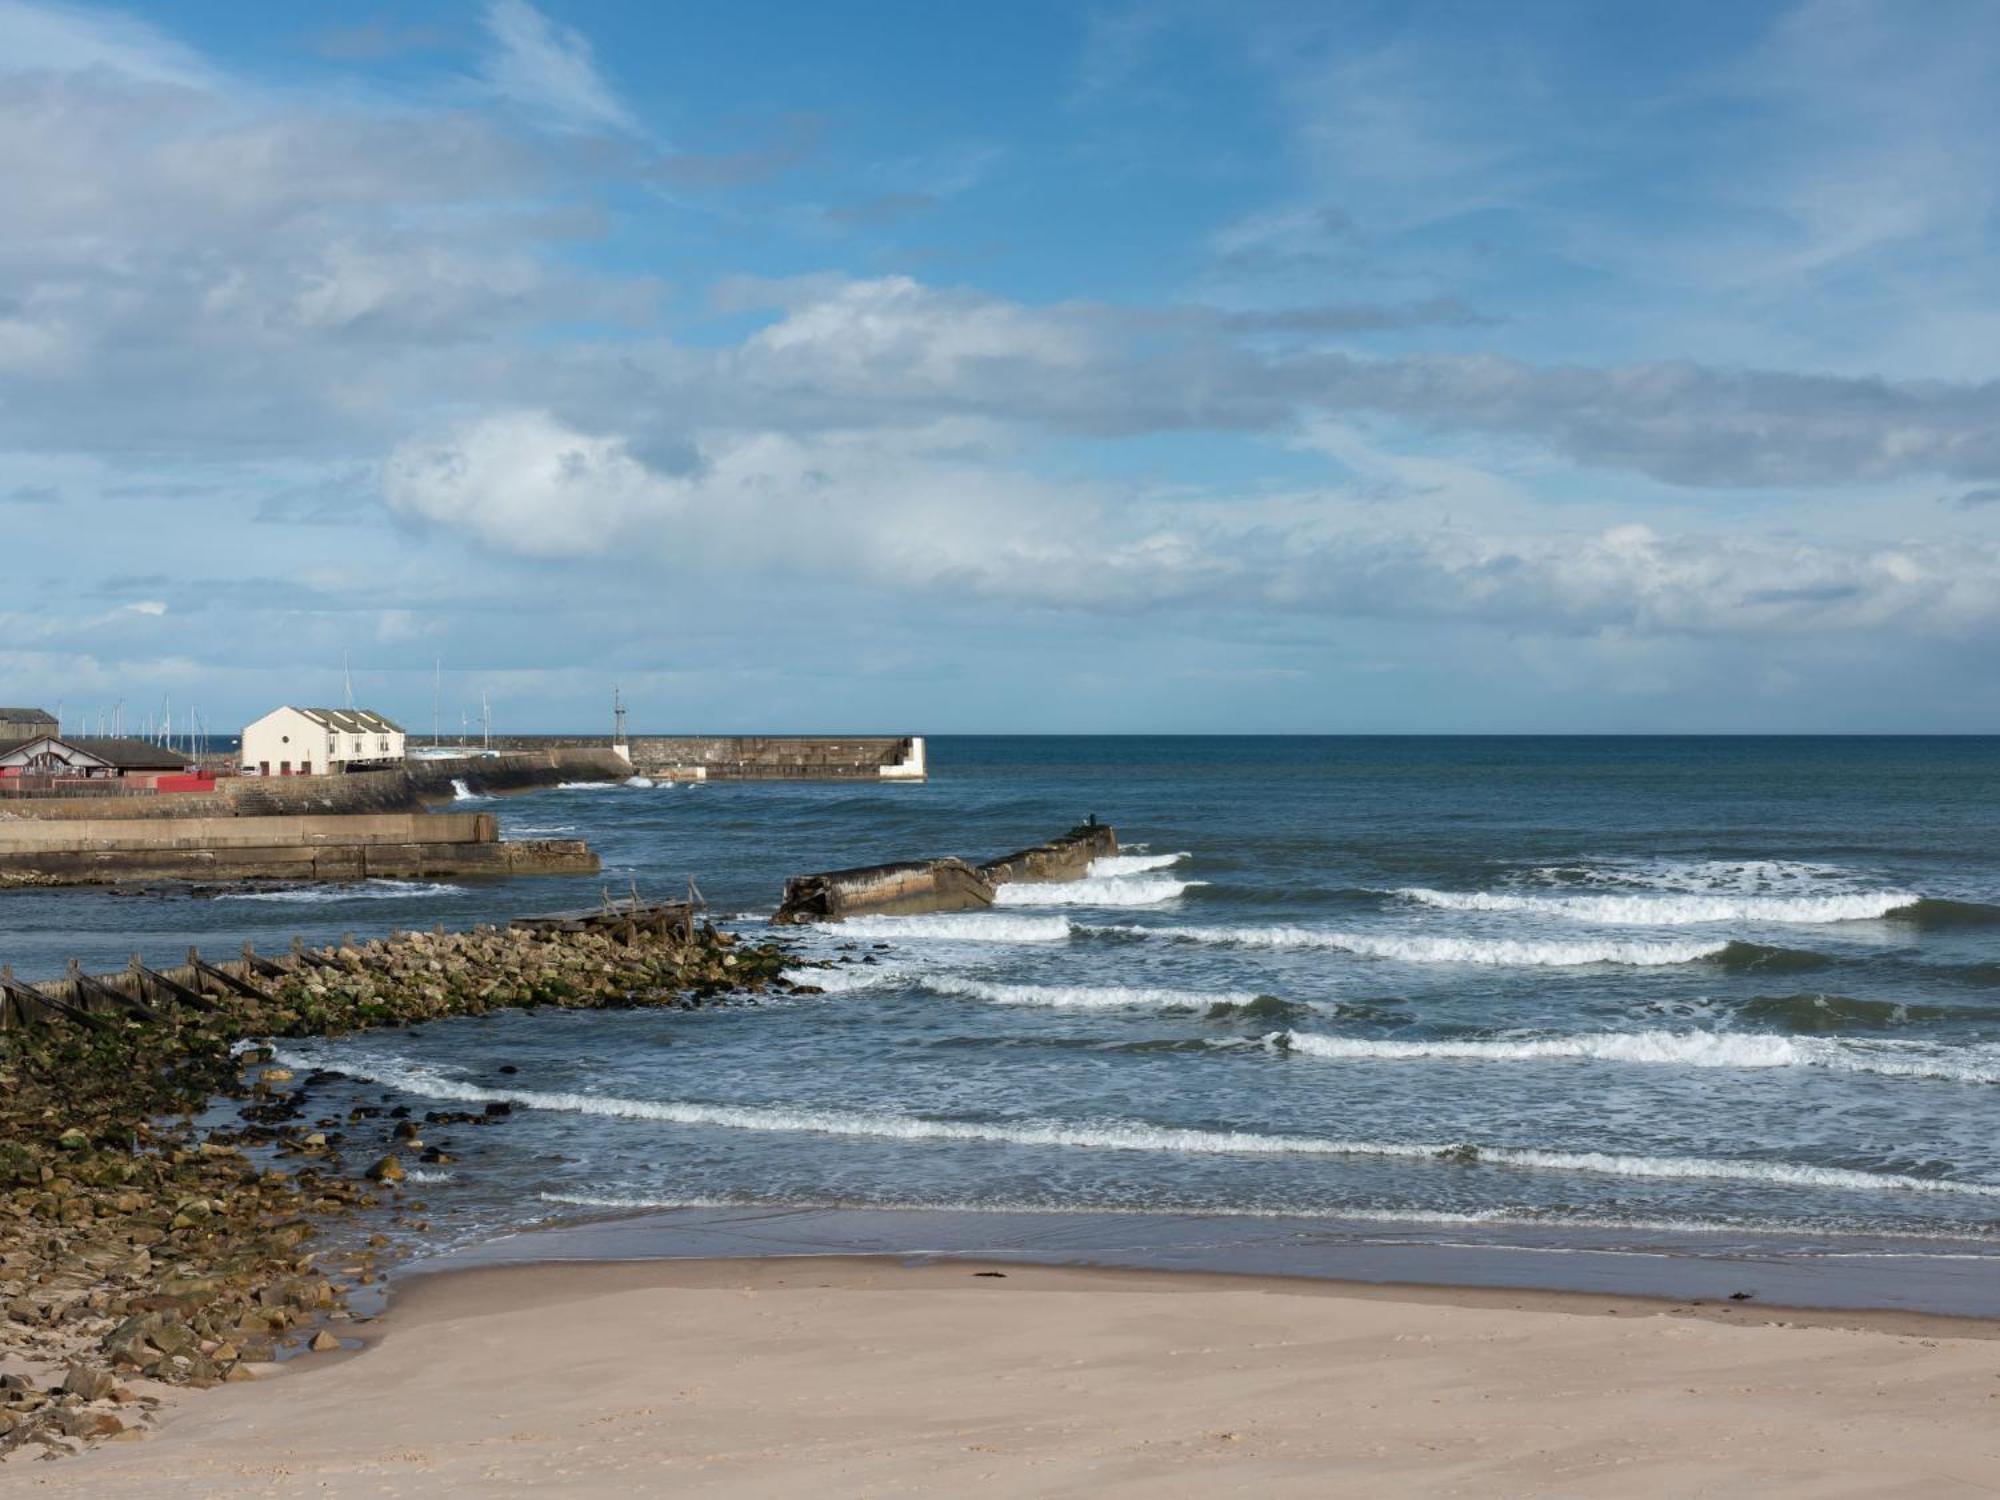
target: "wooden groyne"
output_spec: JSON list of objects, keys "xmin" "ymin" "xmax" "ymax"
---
[{"xmin": 772, "ymin": 823, "xmax": 1118, "ymax": 924}]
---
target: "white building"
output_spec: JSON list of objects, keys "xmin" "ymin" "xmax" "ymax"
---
[{"xmin": 240, "ymin": 707, "xmax": 405, "ymax": 777}]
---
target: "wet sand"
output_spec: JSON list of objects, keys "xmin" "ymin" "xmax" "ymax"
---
[{"xmin": 29, "ymin": 1256, "xmax": 2000, "ymax": 1497}]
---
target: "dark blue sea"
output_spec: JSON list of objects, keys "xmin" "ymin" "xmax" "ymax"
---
[{"xmin": 11, "ymin": 737, "xmax": 2000, "ymax": 1281}]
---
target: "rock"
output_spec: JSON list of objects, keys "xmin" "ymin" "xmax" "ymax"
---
[
  {"xmin": 364, "ymin": 1156, "xmax": 404, "ymax": 1184},
  {"xmin": 261, "ymin": 1068, "xmax": 294, "ymax": 1084},
  {"xmin": 55, "ymin": 1407, "xmax": 124, "ymax": 1440},
  {"xmin": 308, "ymin": 1329, "xmax": 341, "ymax": 1353},
  {"xmin": 60, "ymin": 1364, "xmax": 116, "ymax": 1402},
  {"xmin": 56, "ymin": 1129, "xmax": 89, "ymax": 1152}
]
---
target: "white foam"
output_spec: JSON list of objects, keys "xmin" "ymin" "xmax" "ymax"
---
[
  {"xmin": 406, "ymin": 1169, "xmax": 455, "ymax": 1183},
  {"xmin": 507, "ymin": 823, "xmax": 577, "ymax": 836},
  {"xmin": 269, "ymin": 1048, "xmax": 2000, "ymax": 1199},
  {"xmin": 1103, "ymin": 924, "xmax": 1723, "ymax": 967},
  {"xmin": 449, "ymin": 778, "xmax": 485, "ymax": 802},
  {"xmin": 994, "ymin": 877, "xmax": 1202, "ymax": 908},
  {"xmin": 827, "ymin": 914, "xmax": 1075, "ymax": 943},
  {"xmin": 1399, "ymin": 887, "xmax": 1920, "ymax": 926},
  {"xmin": 1275, "ymin": 1030, "xmax": 2000, "ymax": 1084},
  {"xmin": 927, "ymin": 978, "xmax": 1264, "ymax": 1011},
  {"xmin": 216, "ymin": 879, "xmax": 464, "ymax": 904},
  {"xmin": 555, "ymin": 780, "xmax": 622, "ymax": 790},
  {"xmin": 625, "ymin": 775, "xmax": 655, "ymax": 788},
  {"xmin": 780, "ymin": 965, "xmax": 907, "ymax": 994},
  {"xmin": 1523, "ymin": 858, "xmax": 1866, "ymax": 895},
  {"xmin": 1089, "ymin": 852, "xmax": 1190, "ymax": 877}
]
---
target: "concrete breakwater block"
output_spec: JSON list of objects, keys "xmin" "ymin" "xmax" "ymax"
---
[
  {"xmin": 772, "ymin": 858, "xmax": 995, "ymax": 924},
  {"xmin": 772, "ymin": 824, "xmax": 1118, "ymax": 924}
]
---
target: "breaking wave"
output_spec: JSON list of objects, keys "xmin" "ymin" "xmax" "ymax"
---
[
  {"xmin": 779, "ymin": 965, "xmax": 908, "ymax": 994},
  {"xmin": 555, "ymin": 780, "xmax": 623, "ymax": 790},
  {"xmin": 993, "ymin": 877, "xmax": 1202, "ymax": 908},
  {"xmin": 1089, "ymin": 852, "xmax": 1191, "ymax": 877},
  {"xmin": 1096, "ymin": 924, "xmax": 1726, "ymax": 967},
  {"xmin": 1273, "ymin": 1029, "xmax": 2000, "ymax": 1084},
  {"xmin": 924, "ymin": 977, "xmax": 1266, "ymax": 1011},
  {"xmin": 828, "ymin": 914, "xmax": 1074, "ymax": 943},
  {"xmin": 268, "ymin": 1048, "xmax": 2000, "ymax": 1200},
  {"xmin": 216, "ymin": 880, "xmax": 464, "ymax": 903},
  {"xmin": 1398, "ymin": 887, "xmax": 1920, "ymax": 926}
]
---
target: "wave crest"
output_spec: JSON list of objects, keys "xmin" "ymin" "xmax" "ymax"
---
[
  {"xmin": 827, "ymin": 914, "xmax": 1074, "ymax": 943},
  {"xmin": 926, "ymin": 978, "xmax": 1264, "ymax": 1011},
  {"xmin": 216, "ymin": 879, "xmax": 463, "ymax": 904},
  {"xmin": 1089, "ymin": 852, "xmax": 1190, "ymax": 877},
  {"xmin": 1399, "ymin": 887, "xmax": 1920, "ymax": 926},
  {"xmin": 994, "ymin": 877, "xmax": 1202, "ymax": 908},
  {"xmin": 1274, "ymin": 1029, "xmax": 2000, "ymax": 1084},
  {"xmin": 1097, "ymin": 924, "xmax": 1726, "ymax": 967}
]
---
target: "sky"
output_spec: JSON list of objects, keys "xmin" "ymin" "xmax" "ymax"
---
[{"xmin": 3, "ymin": 0, "xmax": 1998, "ymax": 735}]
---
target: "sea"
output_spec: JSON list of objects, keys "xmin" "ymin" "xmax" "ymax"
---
[{"xmin": 10, "ymin": 737, "xmax": 2000, "ymax": 1304}]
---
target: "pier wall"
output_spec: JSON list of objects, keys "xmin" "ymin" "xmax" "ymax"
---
[
  {"xmin": 0, "ymin": 811, "xmax": 597, "ymax": 885},
  {"xmin": 493, "ymin": 734, "xmax": 926, "ymax": 782}
]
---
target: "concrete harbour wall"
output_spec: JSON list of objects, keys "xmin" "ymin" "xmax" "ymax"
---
[
  {"xmin": 0, "ymin": 811, "xmax": 597, "ymax": 885},
  {"xmin": 492, "ymin": 735, "xmax": 926, "ymax": 782}
]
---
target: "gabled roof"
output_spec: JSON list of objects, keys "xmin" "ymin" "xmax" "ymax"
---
[
  {"xmin": 0, "ymin": 735, "xmax": 188, "ymax": 770},
  {"xmin": 288, "ymin": 707, "xmax": 404, "ymax": 735},
  {"xmin": 57, "ymin": 737, "xmax": 190, "ymax": 770}
]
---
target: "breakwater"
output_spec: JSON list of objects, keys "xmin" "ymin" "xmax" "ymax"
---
[
  {"xmin": 492, "ymin": 734, "xmax": 927, "ymax": 782},
  {"xmin": 0, "ymin": 905, "xmax": 793, "ymax": 1458},
  {"xmin": 0, "ymin": 811, "xmax": 596, "ymax": 887},
  {"xmin": 773, "ymin": 823, "xmax": 1118, "ymax": 923}
]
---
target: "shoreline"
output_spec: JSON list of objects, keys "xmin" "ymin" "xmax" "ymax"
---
[
  {"xmin": 423, "ymin": 1201, "xmax": 2000, "ymax": 1321},
  {"xmin": 35, "ymin": 1251, "xmax": 2000, "ymax": 1495}
]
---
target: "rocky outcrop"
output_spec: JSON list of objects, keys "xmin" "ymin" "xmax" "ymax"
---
[{"xmin": 0, "ymin": 916, "xmax": 793, "ymax": 1458}]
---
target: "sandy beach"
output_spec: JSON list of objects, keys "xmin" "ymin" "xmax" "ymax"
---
[{"xmin": 20, "ymin": 1256, "xmax": 2000, "ymax": 1497}]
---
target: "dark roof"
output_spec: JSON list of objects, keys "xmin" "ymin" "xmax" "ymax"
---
[
  {"xmin": 58, "ymin": 737, "xmax": 191, "ymax": 770},
  {"xmin": 294, "ymin": 708, "xmax": 404, "ymax": 735},
  {"xmin": 0, "ymin": 708, "xmax": 57, "ymax": 723}
]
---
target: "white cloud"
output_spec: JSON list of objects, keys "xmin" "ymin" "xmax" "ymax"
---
[
  {"xmin": 0, "ymin": 0, "xmax": 212, "ymax": 87},
  {"xmin": 479, "ymin": 0, "xmax": 639, "ymax": 137},
  {"xmin": 379, "ymin": 409, "xmax": 2000, "ymax": 644}
]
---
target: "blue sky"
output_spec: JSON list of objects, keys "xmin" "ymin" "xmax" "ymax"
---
[{"xmin": 3, "ymin": 0, "xmax": 1998, "ymax": 734}]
